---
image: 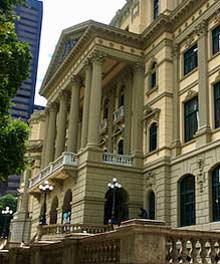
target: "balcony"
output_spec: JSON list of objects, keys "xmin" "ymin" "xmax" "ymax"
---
[
  {"xmin": 99, "ymin": 118, "xmax": 108, "ymax": 134},
  {"xmin": 113, "ymin": 106, "xmax": 124, "ymax": 125},
  {"xmin": 103, "ymin": 153, "xmax": 133, "ymax": 166},
  {"xmin": 29, "ymin": 152, "xmax": 77, "ymax": 190}
]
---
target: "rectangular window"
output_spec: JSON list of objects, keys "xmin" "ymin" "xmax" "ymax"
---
[
  {"xmin": 212, "ymin": 26, "xmax": 220, "ymax": 55},
  {"xmin": 153, "ymin": 0, "xmax": 159, "ymax": 20},
  {"xmin": 184, "ymin": 44, "xmax": 198, "ymax": 75},
  {"xmin": 214, "ymin": 82, "xmax": 220, "ymax": 128},
  {"xmin": 184, "ymin": 96, "xmax": 199, "ymax": 142}
]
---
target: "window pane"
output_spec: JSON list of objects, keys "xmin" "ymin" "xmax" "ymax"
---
[
  {"xmin": 184, "ymin": 44, "xmax": 198, "ymax": 75},
  {"xmin": 184, "ymin": 97, "xmax": 198, "ymax": 142},
  {"xmin": 153, "ymin": 0, "xmax": 159, "ymax": 19},
  {"xmin": 212, "ymin": 26, "xmax": 220, "ymax": 55},
  {"xmin": 149, "ymin": 123, "xmax": 157, "ymax": 152},
  {"xmin": 214, "ymin": 82, "xmax": 220, "ymax": 128},
  {"xmin": 212, "ymin": 166, "xmax": 220, "ymax": 222}
]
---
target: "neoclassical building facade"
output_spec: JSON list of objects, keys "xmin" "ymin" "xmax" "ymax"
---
[{"xmin": 11, "ymin": 0, "xmax": 220, "ymax": 243}]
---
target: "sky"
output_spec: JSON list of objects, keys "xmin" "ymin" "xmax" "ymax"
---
[{"xmin": 35, "ymin": 0, "xmax": 126, "ymax": 106}]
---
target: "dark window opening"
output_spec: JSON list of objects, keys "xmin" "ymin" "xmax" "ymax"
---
[
  {"xmin": 214, "ymin": 82, "xmax": 220, "ymax": 129},
  {"xmin": 149, "ymin": 123, "xmax": 157, "ymax": 152},
  {"xmin": 184, "ymin": 44, "xmax": 198, "ymax": 75},
  {"xmin": 212, "ymin": 26, "xmax": 220, "ymax": 55}
]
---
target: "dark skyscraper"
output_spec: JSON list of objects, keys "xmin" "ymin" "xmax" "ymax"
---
[
  {"xmin": 0, "ymin": 0, "xmax": 43, "ymax": 196},
  {"xmin": 10, "ymin": 0, "xmax": 43, "ymax": 122}
]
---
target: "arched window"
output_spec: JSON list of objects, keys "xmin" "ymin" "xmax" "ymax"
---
[
  {"xmin": 212, "ymin": 165, "xmax": 220, "ymax": 222},
  {"xmin": 153, "ymin": 0, "xmax": 159, "ymax": 19},
  {"xmin": 149, "ymin": 191, "xmax": 155, "ymax": 220},
  {"xmin": 179, "ymin": 175, "xmax": 195, "ymax": 227},
  {"xmin": 150, "ymin": 61, "xmax": 157, "ymax": 89},
  {"xmin": 62, "ymin": 189, "xmax": 72, "ymax": 224},
  {"xmin": 50, "ymin": 196, "xmax": 58, "ymax": 224},
  {"xmin": 104, "ymin": 187, "xmax": 129, "ymax": 225},
  {"xmin": 149, "ymin": 123, "xmax": 157, "ymax": 152},
  {"xmin": 118, "ymin": 88, "xmax": 124, "ymax": 108},
  {"xmin": 117, "ymin": 139, "xmax": 124, "ymax": 155},
  {"xmin": 103, "ymin": 99, "xmax": 109, "ymax": 119}
]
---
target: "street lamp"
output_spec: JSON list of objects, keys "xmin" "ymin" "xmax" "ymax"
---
[
  {"xmin": 1, "ymin": 206, "xmax": 13, "ymax": 238},
  {"xmin": 107, "ymin": 177, "xmax": 122, "ymax": 225},
  {"xmin": 39, "ymin": 180, "xmax": 54, "ymax": 225}
]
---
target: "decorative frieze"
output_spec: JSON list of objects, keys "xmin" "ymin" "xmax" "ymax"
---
[{"xmin": 214, "ymin": 9, "xmax": 220, "ymax": 24}]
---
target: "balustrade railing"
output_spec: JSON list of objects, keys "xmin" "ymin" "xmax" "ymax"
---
[
  {"xmin": 29, "ymin": 152, "xmax": 77, "ymax": 189},
  {"xmin": 103, "ymin": 152, "xmax": 133, "ymax": 166},
  {"xmin": 40, "ymin": 224, "xmax": 113, "ymax": 236},
  {"xmin": 165, "ymin": 229, "xmax": 220, "ymax": 263},
  {"xmin": 113, "ymin": 106, "xmax": 124, "ymax": 124}
]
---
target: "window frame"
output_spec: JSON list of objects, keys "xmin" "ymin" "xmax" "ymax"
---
[
  {"xmin": 214, "ymin": 82, "xmax": 220, "ymax": 129},
  {"xmin": 212, "ymin": 166, "xmax": 220, "ymax": 222},
  {"xmin": 183, "ymin": 44, "xmax": 198, "ymax": 76},
  {"xmin": 149, "ymin": 122, "xmax": 157, "ymax": 152},
  {"xmin": 184, "ymin": 96, "xmax": 199, "ymax": 142},
  {"xmin": 212, "ymin": 25, "xmax": 220, "ymax": 55},
  {"xmin": 153, "ymin": 0, "xmax": 159, "ymax": 20}
]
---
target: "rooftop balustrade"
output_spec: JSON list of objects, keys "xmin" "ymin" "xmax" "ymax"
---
[{"xmin": 103, "ymin": 152, "xmax": 133, "ymax": 166}]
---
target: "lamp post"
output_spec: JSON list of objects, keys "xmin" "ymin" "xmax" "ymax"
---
[
  {"xmin": 107, "ymin": 178, "xmax": 122, "ymax": 225},
  {"xmin": 39, "ymin": 180, "xmax": 54, "ymax": 225},
  {"xmin": 1, "ymin": 206, "xmax": 13, "ymax": 238}
]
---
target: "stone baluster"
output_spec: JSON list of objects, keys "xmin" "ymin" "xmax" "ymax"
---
[
  {"xmin": 81, "ymin": 60, "xmax": 92, "ymax": 149},
  {"xmin": 45, "ymin": 102, "xmax": 58, "ymax": 165},
  {"xmin": 55, "ymin": 90, "xmax": 68, "ymax": 158},
  {"xmin": 67, "ymin": 75, "xmax": 80, "ymax": 153},
  {"xmin": 87, "ymin": 51, "xmax": 105, "ymax": 147},
  {"xmin": 195, "ymin": 20, "xmax": 211, "ymax": 146}
]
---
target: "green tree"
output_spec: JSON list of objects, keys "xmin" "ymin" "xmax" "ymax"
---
[
  {"xmin": 0, "ymin": 0, "xmax": 31, "ymax": 181},
  {"xmin": 0, "ymin": 194, "xmax": 17, "ymax": 237}
]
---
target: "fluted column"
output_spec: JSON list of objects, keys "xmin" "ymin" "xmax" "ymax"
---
[
  {"xmin": 45, "ymin": 103, "xmax": 58, "ymax": 165},
  {"xmin": 55, "ymin": 90, "xmax": 68, "ymax": 158},
  {"xmin": 171, "ymin": 44, "xmax": 181, "ymax": 156},
  {"xmin": 131, "ymin": 63, "xmax": 145, "ymax": 155},
  {"xmin": 87, "ymin": 52, "xmax": 105, "ymax": 147},
  {"xmin": 81, "ymin": 60, "xmax": 92, "ymax": 148},
  {"xmin": 195, "ymin": 20, "xmax": 211, "ymax": 146},
  {"xmin": 67, "ymin": 75, "xmax": 80, "ymax": 153},
  {"xmin": 41, "ymin": 107, "xmax": 49, "ymax": 168}
]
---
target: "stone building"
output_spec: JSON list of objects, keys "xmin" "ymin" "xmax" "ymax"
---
[{"xmin": 10, "ymin": 0, "xmax": 220, "ymax": 244}]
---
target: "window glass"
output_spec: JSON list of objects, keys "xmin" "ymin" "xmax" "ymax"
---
[
  {"xmin": 212, "ymin": 26, "xmax": 220, "ymax": 55},
  {"xmin": 149, "ymin": 123, "xmax": 157, "ymax": 152},
  {"xmin": 212, "ymin": 166, "xmax": 220, "ymax": 222},
  {"xmin": 153, "ymin": 0, "xmax": 159, "ymax": 19},
  {"xmin": 184, "ymin": 97, "xmax": 198, "ymax": 142},
  {"xmin": 150, "ymin": 62, "xmax": 157, "ymax": 89},
  {"xmin": 214, "ymin": 82, "xmax": 220, "ymax": 129},
  {"xmin": 184, "ymin": 44, "xmax": 198, "ymax": 75}
]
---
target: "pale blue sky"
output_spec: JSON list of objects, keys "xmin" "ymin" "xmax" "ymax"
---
[{"xmin": 35, "ymin": 0, "xmax": 126, "ymax": 106}]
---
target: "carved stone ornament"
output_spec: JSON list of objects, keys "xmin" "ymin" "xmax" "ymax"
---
[
  {"xmin": 70, "ymin": 74, "xmax": 81, "ymax": 86},
  {"xmin": 197, "ymin": 158, "xmax": 205, "ymax": 193},
  {"xmin": 171, "ymin": 44, "xmax": 179, "ymax": 58},
  {"xmin": 185, "ymin": 89, "xmax": 197, "ymax": 102},
  {"xmin": 185, "ymin": 34, "xmax": 195, "ymax": 48},
  {"xmin": 144, "ymin": 171, "xmax": 155, "ymax": 189},
  {"xmin": 214, "ymin": 10, "xmax": 220, "ymax": 24},
  {"xmin": 89, "ymin": 51, "xmax": 106, "ymax": 64},
  {"xmin": 195, "ymin": 20, "xmax": 208, "ymax": 38}
]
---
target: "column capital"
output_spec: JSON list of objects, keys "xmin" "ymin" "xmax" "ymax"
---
[
  {"xmin": 48, "ymin": 102, "xmax": 58, "ymax": 112},
  {"xmin": 89, "ymin": 51, "xmax": 106, "ymax": 65},
  {"xmin": 132, "ymin": 61, "xmax": 145, "ymax": 73},
  {"xmin": 70, "ymin": 74, "xmax": 81, "ymax": 86},
  {"xmin": 83, "ymin": 58, "xmax": 92, "ymax": 69},
  {"xmin": 59, "ymin": 89, "xmax": 68, "ymax": 100},
  {"xmin": 171, "ymin": 44, "xmax": 180, "ymax": 58},
  {"xmin": 195, "ymin": 20, "xmax": 208, "ymax": 38}
]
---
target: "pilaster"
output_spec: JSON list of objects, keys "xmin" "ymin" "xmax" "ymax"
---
[
  {"xmin": 195, "ymin": 20, "xmax": 211, "ymax": 147},
  {"xmin": 41, "ymin": 108, "xmax": 49, "ymax": 169},
  {"xmin": 55, "ymin": 90, "xmax": 68, "ymax": 158},
  {"xmin": 171, "ymin": 44, "xmax": 181, "ymax": 157},
  {"xmin": 107, "ymin": 87, "xmax": 115, "ymax": 153},
  {"xmin": 67, "ymin": 75, "xmax": 81, "ymax": 153}
]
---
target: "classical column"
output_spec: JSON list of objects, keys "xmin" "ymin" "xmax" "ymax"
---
[
  {"xmin": 81, "ymin": 60, "xmax": 92, "ymax": 148},
  {"xmin": 45, "ymin": 102, "xmax": 58, "ymax": 165},
  {"xmin": 67, "ymin": 75, "xmax": 80, "ymax": 153},
  {"xmin": 131, "ymin": 63, "xmax": 145, "ymax": 155},
  {"xmin": 171, "ymin": 44, "xmax": 181, "ymax": 156},
  {"xmin": 195, "ymin": 20, "xmax": 211, "ymax": 146},
  {"xmin": 55, "ymin": 90, "xmax": 68, "ymax": 158},
  {"xmin": 124, "ymin": 70, "xmax": 132, "ymax": 154},
  {"xmin": 87, "ymin": 52, "xmax": 105, "ymax": 147},
  {"xmin": 41, "ymin": 107, "xmax": 49, "ymax": 168},
  {"xmin": 107, "ymin": 87, "xmax": 115, "ymax": 153}
]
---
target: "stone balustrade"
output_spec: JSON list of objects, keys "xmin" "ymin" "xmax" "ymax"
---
[
  {"xmin": 103, "ymin": 152, "xmax": 133, "ymax": 166},
  {"xmin": 39, "ymin": 223, "xmax": 113, "ymax": 237},
  {"xmin": 29, "ymin": 152, "xmax": 77, "ymax": 189},
  {"xmin": 113, "ymin": 105, "xmax": 124, "ymax": 124}
]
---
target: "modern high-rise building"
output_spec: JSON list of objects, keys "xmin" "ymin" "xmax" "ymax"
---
[
  {"xmin": 0, "ymin": 0, "xmax": 43, "ymax": 197},
  {"xmin": 11, "ymin": 0, "xmax": 43, "ymax": 122}
]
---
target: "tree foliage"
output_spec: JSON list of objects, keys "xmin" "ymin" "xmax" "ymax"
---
[{"xmin": 0, "ymin": 0, "xmax": 31, "ymax": 181}]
